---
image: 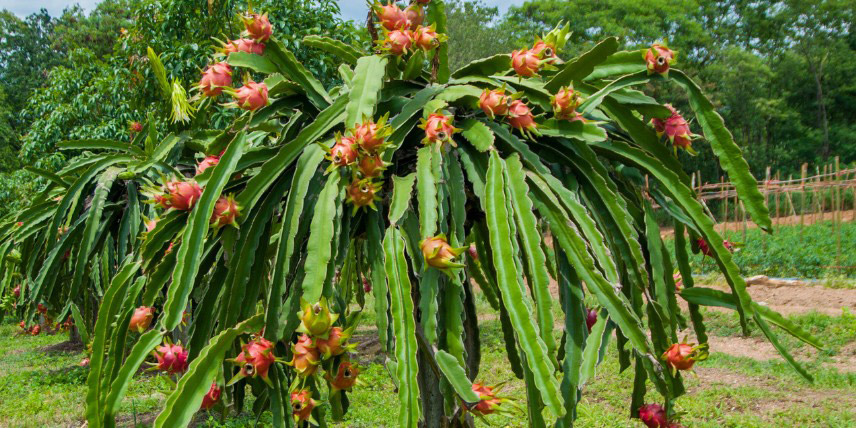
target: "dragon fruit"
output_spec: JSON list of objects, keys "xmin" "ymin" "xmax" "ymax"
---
[
  {"xmin": 412, "ymin": 25, "xmax": 445, "ymax": 51},
  {"xmin": 287, "ymin": 334, "xmax": 321, "ymax": 377},
  {"xmin": 231, "ymin": 336, "xmax": 278, "ymax": 384},
  {"xmin": 658, "ymin": 105, "xmax": 697, "ymax": 154},
  {"xmin": 479, "ymin": 88, "xmax": 510, "ymax": 118},
  {"xmin": 242, "ymin": 12, "xmax": 272, "ymax": 42},
  {"xmin": 470, "ymin": 382, "xmax": 511, "ymax": 416},
  {"xmin": 346, "ymin": 178, "xmax": 382, "ymax": 212},
  {"xmin": 200, "ymin": 382, "xmax": 221, "ymax": 410},
  {"xmin": 129, "ymin": 121, "xmax": 143, "ymax": 133},
  {"xmin": 644, "ymin": 43, "xmax": 676, "ymax": 76},
  {"xmin": 551, "ymin": 85, "xmax": 583, "ymax": 120},
  {"xmin": 79, "ymin": 358, "xmax": 90, "ymax": 367},
  {"xmin": 420, "ymin": 112, "xmax": 460, "ymax": 145},
  {"xmin": 420, "ymin": 234, "xmax": 466, "ymax": 273},
  {"xmin": 327, "ymin": 134, "xmax": 358, "ymax": 167},
  {"xmin": 290, "ymin": 389, "xmax": 318, "ymax": 424},
  {"xmin": 210, "ymin": 195, "xmax": 240, "ymax": 228},
  {"xmin": 353, "ymin": 116, "xmax": 391, "ymax": 153},
  {"xmin": 697, "ymin": 238, "xmax": 737, "ymax": 257},
  {"xmin": 327, "ymin": 361, "xmax": 360, "ymax": 393},
  {"xmin": 585, "ymin": 308, "xmax": 598, "ymax": 332},
  {"xmin": 383, "ymin": 29, "xmax": 413, "ymax": 55},
  {"xmin": 663, "ymin": 341, "xmax": 708, "ymax": 372},
  {"xmin": 374, "ymin": 2, "xmax": 409, "ymax": 31},
  {"xmin": 673, "ymin": 272, "xmax": 683, "ymax": 292},
  {"xmin": 638, "ymin": 403, "xmax": 668, "ymax": 427},
  {"xmin": 152, "ymin": 343, "xmax": 189, "ymax": 374},
  {"xmin": 37, "ymin": 303, "xmax": 47, "ymax": 314},
  {"xmin": 30, "ymin": 325, "xmax": 41, "ymax": 335},
  {"xmin": 531, "ymin": 40, "xmax": 559, "ymax": 62},
  {"xmin": 507, "ymin": 100, "xmax": 538, "ymax": 136},
  {"xmin": 128, "ymin": 306, "xmax": 154, "ymax": 333},
  {"xmin": 297, "ymin": 298, "xmax": 339, "ymax": 338},
  {"xmin": 363, "ymin": 277, "xmax": 372, "ymax": 293},
  {"xmin": 165, "ymin": 180, "xmax": 203, "ymax": 211},
  {"xmin": 314, "ymin": 326, "xmax": 354, "ymax": 358},
  {"xmin": 196, "ymin": 154, "xmax": 220, "ymax": 175},
  {"xmin": 18, "ymin": 320, "xmax": 25, "ymax": 330},
  {"xmin": 358, "ymin": 154, "xmax": 387, "ymax": 178},
  {"xmin": 468, "ymin": 244, "xmax": 478, "ymax": 260},
  {"xmin": 511, "ymin": 48, "xmax": 541, "ymax": 77},
  {"xmin": 222, "ymin": 38, "xmax": 265, "ymax": 55},
  {"xmin": 198, "ymin": 62, "xmax": 232, "ymax": 97},
  {"xmin": 233, "ymin": 81, "xmax": 269, "ymax": 111},
  {"xmin": 12, "ymin": 285, "xmax": 19, "ymax": 298},
  {"xmin": 404, "ymin": 4, "xmax": 424, "ymax": 30}
]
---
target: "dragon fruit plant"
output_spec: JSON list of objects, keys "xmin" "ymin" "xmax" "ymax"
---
[{"xmin": 0, "ymin": 1, "xmax": 824, "ymax": 427}]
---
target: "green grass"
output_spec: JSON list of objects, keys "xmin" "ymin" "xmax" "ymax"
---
[
  {"xmin": 666, "ymin": 221, "xmax": 856, "ymax": 279},
  {"xmin": 1, "ymin": 300, "xmax": 853, "ymax": 427}
]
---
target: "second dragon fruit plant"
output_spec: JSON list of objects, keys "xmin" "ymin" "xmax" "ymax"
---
[{"xmin": 0, "ymin": 1, "xmax": 824, "ymax": 427}]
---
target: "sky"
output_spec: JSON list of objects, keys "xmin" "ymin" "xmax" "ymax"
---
[{"xmin": 0, "ymin": 0, "xmax": 525, "ymax": 20}]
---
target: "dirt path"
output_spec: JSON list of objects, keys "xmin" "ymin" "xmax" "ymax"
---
[{"xmin": 702, "ymin": 279, "xmax": 856, "ymax": 316}]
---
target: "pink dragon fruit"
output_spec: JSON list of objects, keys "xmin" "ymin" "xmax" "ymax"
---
[
  {"xmin": 290, "ymin": 389, "xmax": 318, "ymax": 424},
  {"xmin": 287, "ymin": 334, "xmax": 321, "ymax": 377},
  {"xmin": 129, "ymin": 121, "xmax": 143, "ymax": 133},
  {"xmin": 470, "ymin": 382, "xmax": 510, "ymax": 416},
  {"xmin": 314, "ymin": 326, "xmax": 354, "ymax": 358},
  {"xmin": 353, "ymin": 117, "xmax": 391, "ymax": 153},
  {"xmin": 468, "ymin": 244, "xmax": 478, "ymax": 260},
  {"xmin": 638, "ymin": 403, "xmax": 668, "ymax": 427},
  {"xmin": 12, "ymin": 285, "xmax": 20, "ymax": 298},
  {"xmin": 233, "ymin": 81, "xmax": 269, "ymax": 111},
  {"xmin": 551, "ymin": 85, "xmax": 583, "ymax": 120},
  {"xmin": 196, "ymin": 154, "xmax": 220, "ymax": 175},
  {"xmin": 420, "ymin": 234, "xmax": 466, "ymax": 273},
  {"xmin": 165, "ymin": 180, "xmax": 203, "ymax": 211},
  {"xmin": 198, "ymin": 62, "xmax": 232, "ymax": 97},
  {"xmin": 507, "ymin": 100, "xmax": 538, "ymax": 135},
  {"xmin": 200, "ymin": 382, "xmax": 221, "ymax": 410},
  {"xmin": 531, "ymin": 39, "xmax": 559, "ymax": 61},
  {"xmin": 374, "ymin": 2, "xmax": 409, "ymax": 31},
  {"xmin": 152, "ymin": 343, "xmax": 189, "ymax": 374},
  {"xmin": 222, "ymin": 38, "xmax": 265, "ymax": 55},
  {"xmin": 38, "ymin": 303, "xmax": 47, "ymax": 314},
  {"xmin": 412, "ymin": 25, "xmax": 445, "ymax": 51},
  {"xmin": 673, "ymin": 272, "xmax": 683, "ymax": 292},
  {"xmin": 420, "ymin": 112, "xmax": 459, "ymax": 145},
  {"xmin": 328, "ymin": 134, "xmax": 358, "ymax": 167},
  {"xmin": 363, "ymin": 277, "xmax": 372, "ymax": 293},
  {"xmin": 242, "ymin": 13, "xmax": 272, "ymax": 42},
  {"xmin": 383, "ymin": 29, "xmax": 413, "ymax": 55},
  {"xmin": 585, "ymin": 308, "xmax": 598, "ymax": 332},
  {"xmin": 663, "ymin": 341, "xmax": 708, "ymax": 372},
  {"xmin": 232, "ymin": 336, "xmax": 278, "ymax": 383},
  {"xmin": 404, "ymin": 4, "xmax": 424, "ymax": 30},
  {"xmin": 511, "ymin": 48, "xmax": 540, "ymax": 77},
  {"xmin": 79, "ymin": 358, "xmax": 90, "ymax": 367},
  {"xmin": 128, "ymin": 306, "xmax": 154, "ymax": 333},
  {"xmin": 210, "ymin": 195, "xmax": 240, "ymax": 228},
  {"xmin": 326, "ymin": 361, "xmax": 360, "ymax": 393},
  {"xmin": 644, "ymin": 43, "xmax": 675, "ymax": 76},
  {"xmin": 346, "ymin": 178, "xmax": 382, "ymax": 212},
  {"xmin": 479, "ymin": 88, "xmax": 510, "ymax": 118},
  {"xmin": 358, "ymin": 154, "xmax": 387, "ymax": 178},
  {"xmin": 30, "ymin": 325, "xmax": 41, "ymax": 336}
]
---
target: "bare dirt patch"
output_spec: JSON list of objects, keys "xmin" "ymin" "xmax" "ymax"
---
[
  {"xmin": 703, "ymin": 279, "xmax": 856, "ymax": 316},
  {"xmin": 37, "ymin": 339, "xmax": 84, "ymax": 354}
]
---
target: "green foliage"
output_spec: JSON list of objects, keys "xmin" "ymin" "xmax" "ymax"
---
[
  {"xmin": 0, "ymin": 3, "xmax": 826, "ymax": 428},
  {"xmin": 670, "ymin": 221, "xmax": 856, "ymax": 278}
]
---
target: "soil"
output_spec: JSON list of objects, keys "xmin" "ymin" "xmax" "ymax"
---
[{"xmin": 703, "ymin": 278, "xmax": 856, "ymax": 316}]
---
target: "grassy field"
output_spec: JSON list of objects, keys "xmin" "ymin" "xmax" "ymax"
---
[
  {"xmin": 666, "ymin": 221, "xmax": 856, "ymax": 280},
  {"xmin": 1, "ymin": 285, "xmax": 854, "ymax": 427}
]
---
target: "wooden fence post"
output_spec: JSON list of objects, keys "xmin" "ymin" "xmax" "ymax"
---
[{"xmin": 800, "ymin": 163, "xmax": 807, "ymax": 240}]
